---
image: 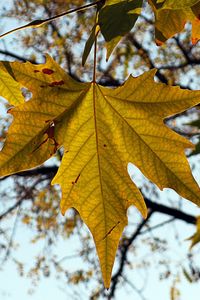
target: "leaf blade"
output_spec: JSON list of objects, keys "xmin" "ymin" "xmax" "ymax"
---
[
  {"xmin": 148, "ymin": 0, "xmax": 200, "ymax": 44},
  {"xmin": 0, "ymin": 66, "xmax": 24, "ymax": 105},
  {"xmin": 0, "ymin": 57, "xmax": 200, "ymax": 287}
]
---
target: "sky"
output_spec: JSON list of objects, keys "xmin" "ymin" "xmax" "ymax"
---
[
  {"xmin": 0, "ymin": 186, "xmax": 200, "ymax": 300},
  {"xmin": 0, "ymin": 1, "xmax": 200, "ymax": 300},
  {"xmin": 0, "ymin": 163, "xmax": 199, "ymax": 300}
]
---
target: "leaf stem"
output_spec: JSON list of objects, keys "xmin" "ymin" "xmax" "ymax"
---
[
  {"xmin": 92, "ymin": 14, "xmax": 99, "ymax": 83},
  {"xmin": 0, "ymin": 0, "xmax": 102, "ymax": 39},
  {"xmin": 92, "ymin": 32, "xmax": 98, "ymax": 83}
]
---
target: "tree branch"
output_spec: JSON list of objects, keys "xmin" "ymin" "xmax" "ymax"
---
[
  {"xmin": 0, "ymin": 167, "xmax": 196, "ymax": 225},
  {"xmin": 145, "ymin": 198, "xmax": 196, "ymax": 225},
  {"xmin": 0, "ymin": 166, "xmax": 57, "ymax": 182},
  {"xmin": 107, "ymin": 197, "xmax": 196, "ymax": 298},
  {"xmin": 0, "ymin": 198, "xmax": 24, "ymax": 221},
  {"xmin": 0, "ymin": 49, "xmax": 35, "ymax": 63},
  {"xmin": 107, "ymin": 211, "xmax": 154, "ymax": 299},
  {"xmin": 127, "ymin": 34, "xmax": 168, "ymax": 84}
]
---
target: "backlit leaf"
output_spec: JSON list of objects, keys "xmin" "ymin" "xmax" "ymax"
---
[
  {"xmin": 188, "ymin": 118, "xmax": 200, "ymax": 156},
  {"xmin": 187, "ymin": 216, "xmax": 200, "ymax": 248},
  {"xmin": 162, "ymin": 0, "xmax": 199, "ymax": 9},
  {"xmin": 98, "ymin": 0, "xmax": 143, "ymax": 59},
  {"xmin": 82, "ymin": 25, "xmax": 100, "ymax": 66},
  {"xmin": 148, "ymin": 0, "xmax": 200, "ymax": 44},
  {"xmin": 0, "ymin": 56, "xmax": 200, "ymax": 287}
]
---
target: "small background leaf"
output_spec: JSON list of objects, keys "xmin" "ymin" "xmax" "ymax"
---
[
  {"xmin": 187, "ymin": 216, "xmax": 200, "ymax": 248},
  {"xmin": 98, "ymin": 0, "xmax": 143, "ymax": 59},
  {"xmin": 82, "ymin": 25, "xmax": 100, "ymax": 66},
  {"xmin": 149, "ymin": 0, "xmax": 200, "ymax": 44},
  {"xmin": 163, "ymin": 0, "xmax": 199, "ymax": 9},
  {"xmin": 188, "ymin": 118, "xmax": 200, "ymax": 156}
]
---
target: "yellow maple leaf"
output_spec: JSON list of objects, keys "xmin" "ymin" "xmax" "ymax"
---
[{"xmin": 0, "ymin": 55, "xmax": 200, "ymax": 287}]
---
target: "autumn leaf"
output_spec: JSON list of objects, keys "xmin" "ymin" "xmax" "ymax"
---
[
  {"xmin": 0, "ymin": 55, "xmax": 200, "ymax": 287},
  {"xmin": 188, "ymin": 118, "xmax": 200, "ymax": 156},
  {"xmin": 148, "ymin": 0, "xmax": 200, "ymax": 44},
  {"xmin": 0, "ymin": 56, "xmax": 86, "ymax": 173},
  {"xmin": 190, "ymin": 1, "xmax": 200, "ymax": 44},
  {"xmin": 187, "ymin": 216, "xmax": 200, "ymax": 248},
  {"xmin": 182, "ymin": 267, "xmax": 193, "ymax": 283},
  {"xmin": 161, "ymin": 0, "xmax": 199, "ymax": 9},
  {"xmin": 49, "ymin": 0, "xmax": 200, "ymax": 56}
]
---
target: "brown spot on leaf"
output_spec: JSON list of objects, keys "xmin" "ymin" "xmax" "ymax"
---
[
  {"xmin": 75, "ymin": 174, "xmax": 80, "ymax": 184},
  {"xmin": 49, "ymin": 80, "xmax": 64, "ymax": 87},
  {"xmin": 7, "ymin": 108, "xmax": 13, "ymax": 114},
  {"xmin": 31, "ymin": 121, "xmax": 59, "ymax": 154},
  {"xmin": 40, "ymin": 85, "xmax": 45, "ymax": 88},
  {"xmin": 155, "ymin": 39, "xmax": 163, "ymax": 46},
  {"xmin": 103, "ymin": 144, "xmax": 107, "ymax": 147},
  {"xmin": 192, "ymin": 37, "xmax": 198, "ymax": 45},
  {"xmin": 102, "ymin": 221, "xmax": 120, "ymax": 240},
  {"xmin": 34, "ymin": 70, "xmax": 40, "ymax": 73},
  {"xmin": 42, "ymin": 68, "xmax": 54, "ymax": 75}
]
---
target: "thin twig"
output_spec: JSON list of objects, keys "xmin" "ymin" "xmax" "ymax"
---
[
  {"xmin": 0, "ymin": 199, "xmax": 24, "ymax": 221},
  {"xmin": 123, "ymin": 276, "xmax": 147, "ymax": 300},
  {"xmin": 92, "ymin": 12, "xmax": 99, "ymax": 83},
  {"xmin": 0, "ymin": 49, "xmax": 35, "ymax": 62},
  {"xmin": 0, "ymin": 0, "xmax": 101, "ymax": 39},
  {"xmin": 140, "ymin": 217, "xmax": 175, "ymax": 235},
  {"xmin": 0, "ymin": 203, "xmax": 21, "ymax": 265}
]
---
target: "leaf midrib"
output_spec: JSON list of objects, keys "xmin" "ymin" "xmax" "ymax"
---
[{"xmin": 93, "ymin": 83, "xmax": 110, "ymax": 284}]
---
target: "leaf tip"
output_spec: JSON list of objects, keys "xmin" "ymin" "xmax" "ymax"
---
[
  {"xmin": 7, "ymin": 107, "xmax": 14, "ymax": 114},
  {"xmin": 103, "ymin": 276, "xmax": 111, "ymax": 290},
  {"xmin": 60, "ymin": 206, "xmax": 66, "ymax": 216},
  {"xmin": 142, "ymin": 206, "xmax": 148, "ymax": 219},
  {"xmin": 44, "ymin": 53, "xmax": 54, "ymax": 64}
]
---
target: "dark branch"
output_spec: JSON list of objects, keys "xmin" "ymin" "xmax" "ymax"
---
[
  {"xmin": 127, "ymin": 34, "xmax": 168, "ymax": 84},
  {"xmin": 0, "ymin": 167, "xmax": 197, "ymax": 225},
  {"xmin": 16, "ymin": 166, "xmax": 58, "ymax": 177},
  {"xmin": 107, "ymin": 211, "xmax": 154, "ymax": 299},
  {"xmin": 107, "ymin": 198, "xmax": 196, "ymax": 298},
  {"xmin": 0, "ymin": 49, "xmax": 36, "ymax": 63},
  {"xmin": 0, "ymin": 166, "xmax": 58, "ymax": 182},
  {"xmin": 145, "ymin": 198, "xmax": 196, "ymax": 225}
]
